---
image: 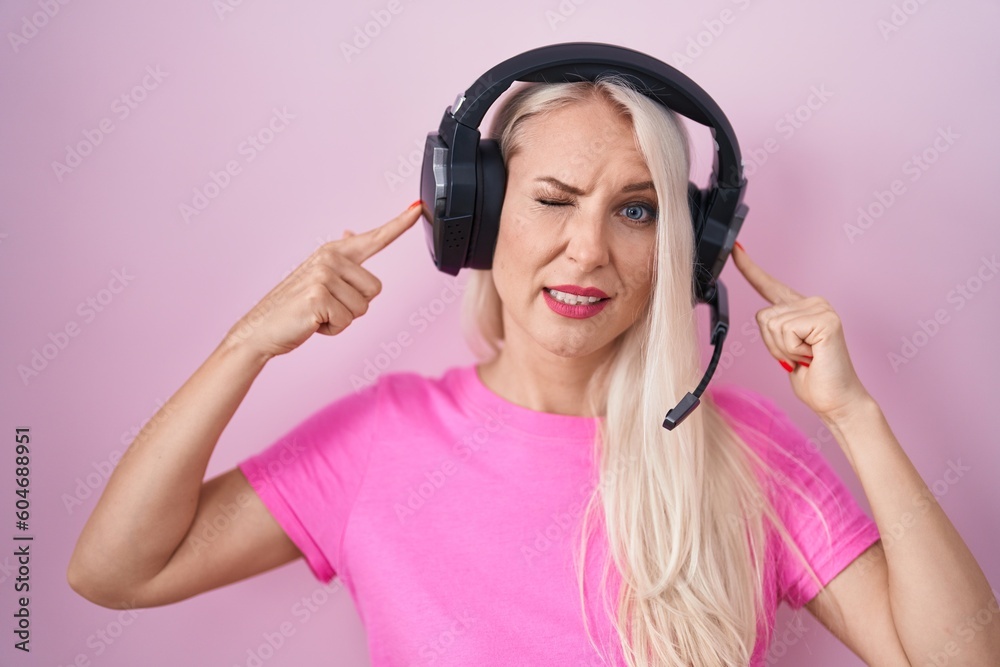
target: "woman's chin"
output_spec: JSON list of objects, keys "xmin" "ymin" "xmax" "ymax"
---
[{"xmin": 534, "ymin": 329, "xmax": 615, "ymax": 360}]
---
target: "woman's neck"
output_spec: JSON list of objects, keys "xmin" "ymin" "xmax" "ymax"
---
[{"xmin": 475, "ymin": 345, "xmax": 613, "ymax": 417}]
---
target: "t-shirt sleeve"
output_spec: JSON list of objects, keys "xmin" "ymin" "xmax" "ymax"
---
[
  {"xmin": 712, "ymin": 385, "xmax": 882, "ymax": 609},
  {"xmin": 236, "ymin": 378, "xmax": 382, "ymax": 583}
]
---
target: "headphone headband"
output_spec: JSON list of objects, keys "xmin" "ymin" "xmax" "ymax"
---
[{"xmin": 449, "ymin": 42, "xmax": 744, "ymax": 189}]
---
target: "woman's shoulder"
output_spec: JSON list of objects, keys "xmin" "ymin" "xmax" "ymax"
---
[
  {"xmin": 706, "ymin": 382, "xmax": 783, "ymax": 434},
  {"xmin": 705, "ymin": 382, "xmax": 820, "ymax": 464},
  {"xmin": 361, "ymin": 363, "xmax": 468, "ymax": 399},
  {"xmin": 351, "ymin": 364, "xmax": 474, "ymax": 426}
]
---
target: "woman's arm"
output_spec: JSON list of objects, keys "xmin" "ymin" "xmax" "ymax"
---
[
  {"xmin": 807, "ymin": 396, "xmax": 1000, "ymax": 665},
  {"xmin": 726, "ymin": 242, "xmax": 999, "ymax": 664},
  {"xmin": 67, "ymin": 202, "xmax": 421, "ymax": 608},
  {"xmin": 67, "ymin": 338, "xmax": 300, "ymax": 608}
]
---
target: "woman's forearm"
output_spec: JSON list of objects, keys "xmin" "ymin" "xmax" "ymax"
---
[
  {"xmin": 821, "ymin": 397, "xmax": 1000, "ymax": 665},
  {"xmin": 68, "ymin": 336, "xmax": 271, "ymax": 598}
]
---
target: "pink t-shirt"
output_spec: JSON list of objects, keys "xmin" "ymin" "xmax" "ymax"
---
[{"xmin": 237, "ymin": 364, "xmax": 881, "ymax": 666}]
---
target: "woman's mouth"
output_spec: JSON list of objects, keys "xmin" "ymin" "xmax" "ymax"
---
[
  {"xmin": 542, "ymin": 287, "xmax": 610, "ymax": 319},
  {"xmin": 544, "ymin": 287, "xmax": 608, "ymax": 305}
]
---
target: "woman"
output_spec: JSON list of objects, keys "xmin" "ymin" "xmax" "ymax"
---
[{"xmin": 68, "ymin": 74, "xmax": 999, "ymax": 666}]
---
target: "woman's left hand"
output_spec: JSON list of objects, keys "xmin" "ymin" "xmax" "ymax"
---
[{"xmin": 729, "ymin": 242, "xmax": 873, "ymax": 423}]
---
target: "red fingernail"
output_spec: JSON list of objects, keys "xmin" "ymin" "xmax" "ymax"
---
[
  {"xmin": 804, "ymin": 355, "xmax": 813, "ymax": 359},
  {"xmin": 408, "ymin": 199, "xmax": 421, "ymax": 209},
  {"xmin": 779, "ymin": 360, "xmax": 794, "ymax": 372},
  {"xmin": 800, "ymin": 362, "xmax": 810, "ymax": 367},
  {"xmin": 734, "ymin": 240, "xmax": 745, "ymax": 252}
]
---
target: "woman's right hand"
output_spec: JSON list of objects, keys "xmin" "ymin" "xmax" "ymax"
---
[{"xmin": 225, "ymin": 200, "xmax": 424, "ymax": 360}]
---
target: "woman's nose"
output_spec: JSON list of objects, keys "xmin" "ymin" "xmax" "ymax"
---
[{"xmin": 565, "ymin": 206, "xmax": 610, "ymax": 271}]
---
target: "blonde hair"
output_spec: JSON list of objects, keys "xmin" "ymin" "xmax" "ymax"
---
[{"xmin": 460, "ymin": 75, "xmax": 837, "ymax": 666}]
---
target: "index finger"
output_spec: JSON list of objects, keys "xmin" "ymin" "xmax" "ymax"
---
[
  {"xmin": 339, "ymin": 200, "xmax": 423, "ymax": 265},
  {"xmin": 730, "ymin": 242, "xmax": 804, "ymax": 305}
]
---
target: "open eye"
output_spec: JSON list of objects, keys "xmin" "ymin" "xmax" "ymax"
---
[{"xmin": 620, "ymin": 202, "xmax": 657, "ymax": 225}]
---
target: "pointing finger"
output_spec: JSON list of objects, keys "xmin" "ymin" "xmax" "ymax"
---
[
  {"xmin": 340, "ymin": 200, "xmax": 423, "ymax": 265},
  {"xmin": 730, "ymin": 241, "xmax": 804, "ymax": 305}
]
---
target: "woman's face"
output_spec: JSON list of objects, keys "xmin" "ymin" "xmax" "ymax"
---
[{"xmin": 491, "ymin": 95, "xmax": 659, "ymax": 361}]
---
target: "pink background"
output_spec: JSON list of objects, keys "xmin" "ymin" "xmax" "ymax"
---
[{"xmin": 2, "ymin": 0, "xmax": 998, "ymax": 665}]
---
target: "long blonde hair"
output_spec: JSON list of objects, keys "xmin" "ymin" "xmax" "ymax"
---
[{"xmin": 460, "ymin": 75, "xmax": 833, "ymax": 666}]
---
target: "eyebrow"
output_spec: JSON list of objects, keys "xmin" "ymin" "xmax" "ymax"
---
[{"xmin": 534, "ymin": 176, "xmax": 655, "ymax": 195}]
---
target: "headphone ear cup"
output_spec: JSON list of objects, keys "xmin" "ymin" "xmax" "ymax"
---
[
  {"xmin": 686, "ymin": 181, "xmax": 704, "ymax": 234},
  {"xmin": 469, "ymin": 138, "xmax": 506, "ymax": 270},
  {"xmin": 687, "ymin": 181, "xmax": 713, "ymax": 303}
]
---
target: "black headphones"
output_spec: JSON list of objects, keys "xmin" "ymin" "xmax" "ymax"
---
[{"xmin": 418, "ymin": 42, "xmax": 748, "ymax": 430}]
